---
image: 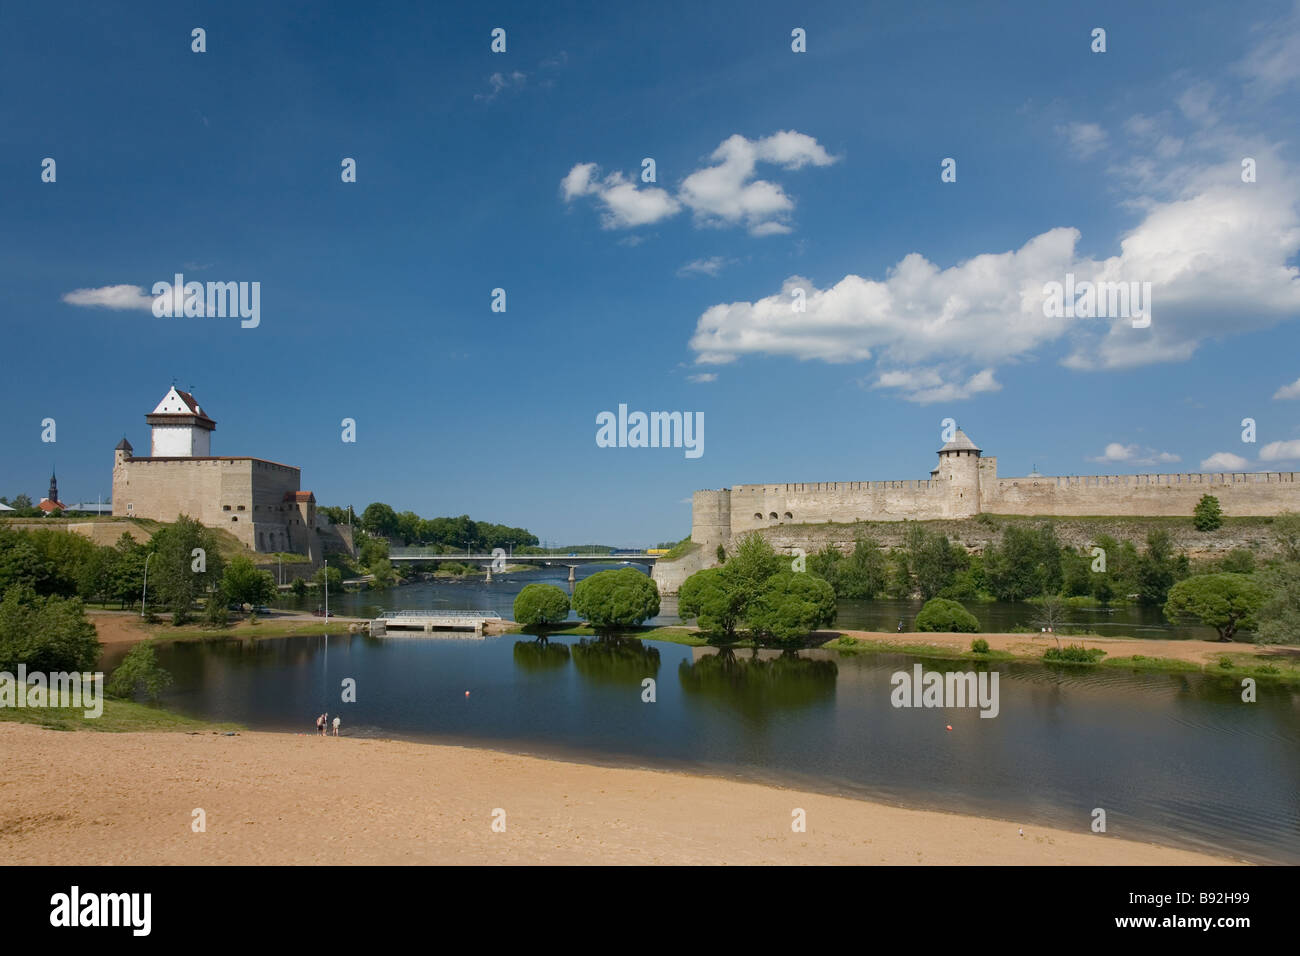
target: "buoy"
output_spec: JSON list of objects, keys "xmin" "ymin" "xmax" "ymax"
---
[
  {"xmin": 946, "ymin": 724, "xmax": 953, "ymax": 731},
  {"xmin": 465, "ymin": 691, "xmax": 470, "ymax": 697}
]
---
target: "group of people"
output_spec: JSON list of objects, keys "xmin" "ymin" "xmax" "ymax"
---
[{"xmin": 316, "ymin": 712, "xmax": 340, "ymax": 736}]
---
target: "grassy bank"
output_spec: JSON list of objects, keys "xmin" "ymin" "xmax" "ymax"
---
[{"xmin": 0, "ymin": 697, "xmax": 242, "ymax": 733}]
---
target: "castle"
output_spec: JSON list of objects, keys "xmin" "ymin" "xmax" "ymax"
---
[
  {"xmin": 683, "ymin": 428, "xmax": 1300, "ymax": 567},
  {"xmin": 111, "ymin": 387, "xmax": 343, "ymax": 560}
]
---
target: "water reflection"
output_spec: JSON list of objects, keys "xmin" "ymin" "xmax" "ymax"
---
[
  {"xmin": 570, "ymin": 636, "xmax": 661, "ymax": 685},
  {"xmin": 678, "ymin": 647, "xmax": 838, "ymax": 716},
  {"xmin": 512, "ymin": 639, "xmax": 572, "ymax": 671}
]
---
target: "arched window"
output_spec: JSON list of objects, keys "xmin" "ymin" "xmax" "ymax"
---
[
  {"xmin": 783, "ymin": 511, "xmax": 792, "ymax": 519},
  {"xmin": 769, "ymin": 512, "xmax": 778, "ymax": 519},
  {"xmin": 754, "ymin": 512, "xmax": 763, "ymax": 519}
]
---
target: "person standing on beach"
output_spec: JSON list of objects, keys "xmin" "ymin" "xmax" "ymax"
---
[
  {"xmin": 332, "ymin": 715, "xmax": 340, "ymax": 737},
  {"xmin": 315, "ymin": 714, "xmax": 324, "ymax": 736},
  {"xmin": 322, "ymin": 712, "xmax": 329, "ymax": 737}
]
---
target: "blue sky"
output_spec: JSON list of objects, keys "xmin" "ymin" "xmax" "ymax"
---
[{"xmin": 2, "ymin": 0, "xmax": 1299, "ymax": 544}]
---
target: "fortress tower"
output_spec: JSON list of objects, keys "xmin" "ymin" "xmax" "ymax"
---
[
  {"xmin": 147, "ymin": 386, "xmax": 215, "ymax": 457},
  {"xmin": 933, "ymin": 428, "xmax": 981, "ymax": 518}
]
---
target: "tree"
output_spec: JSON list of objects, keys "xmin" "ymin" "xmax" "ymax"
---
[
  {"xmin": 1250, "ymin": 563, "xmax": 1300, "ymax": 645},
  {"xmin": 360, "ymin": 502, "xmax": 400, "ymax": 539},
  {"xmin": 679, "ymin": 567, "xmax": 747, "ymax": 640},
  {"xmin": 106, "ymin": 640, "xmax": 173, "ymax": 701},
  {"xmin": 1163, "ymin": 573, "xmax": 1265, "ymax": 642},
  {"xmin": 914, "ymin": 597, "xmax": 980, "ymax": 633},
  {"xmin": 984, "ymin": 525, "xmax": 1046, "ymax": 601},
  {"xmin": 222, "ymin": 556, "xmax": 277, "ymax": 608},
  {"xmin": 314, "ymin": 564, "xmax": 343, "ymax": 594},
  {"xmin": 0, "ymin": 586, "xmax": 100, "ymax": 673},
  {"xmin": 1271, "ymin": 512, "xmax": 1300, "ymax": 563},
  {"xmin": 1193, "ymin": 494, "xmax": 1224, "ymax": 532},
  {"xmin": 513, "ymin": 583, "xmax": 570, "ymax": 629},
  {"xmin": 1032, "ymin": 593, "xmax": 1070, "ymax": 647},
  {"xmin": 572, "ymin": 568, "xmax": 660, "ymax": 629},
  {"xmin": 745, "ymin": 571, "xmax": 837, "ymax": 643},
  {"xmin": 1136, "ymin": 529, "xmax": 1185, "ymax": 606},
  {"xmin": 913, "ymin": 532, "xmax": 965, "ymax": 600},
  {"xmin": 146, "ymin": 516, "xmax": 224, "ymax": 625}
]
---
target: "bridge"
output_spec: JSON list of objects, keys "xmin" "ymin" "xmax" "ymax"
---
[
  {"xmin": 387, "ymin": 549, "xmax": 660, "ymax": 582},
  {"xmin": 369, "ymin": 609, "xmax": 503, "ymax": 637}
]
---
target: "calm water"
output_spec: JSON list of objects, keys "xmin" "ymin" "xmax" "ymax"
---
[
  {"xmin": 117, "ymin": 626, "xmax": 1300, "ymax": 865},
  {"xmin": 292, "ymin": 564, "xmax": 1226, "ymax": 640}
]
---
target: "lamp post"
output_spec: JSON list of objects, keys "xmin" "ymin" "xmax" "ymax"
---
[
  {"xmin": 277, "ymin": 554, "xmax": 283, "ymax": 587},
  {"xmin": 140, "ymin": 552, "xmax": 154, "ymax": 617},
  {"xmin": 324, "ymin": 558, "xmax": 329, "ymax": 619}
]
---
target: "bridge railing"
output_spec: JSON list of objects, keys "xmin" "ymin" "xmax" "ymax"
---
[{"xmin": 375, "ymin": 609, "xmax": 502, "ymax": 620}]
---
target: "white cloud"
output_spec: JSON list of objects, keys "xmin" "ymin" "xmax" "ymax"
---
[
  {"xmin": 687, "ymin": 372, "xmax": 717, "ymax": 383},
  {"xmin": 475, "ymin": 71, "xmax": 526, "ymax": 102},
  {"xmin": 1273, "ymin": 376, "xmax": 1300, "ymax": 399},
  {"xmin": 562, "ymin": 130, "xmax": 837, "ymax": 236},
  {"xmin": 1200, "ymin": 451, "xmax": 1251, "ymax": 471},
  {"xmin": 559, "ymin": 163, "xmax": 680, "ymax": 228},
  {"xmin": 1059, "ymin": 122, "xmax": 1108, "ymax": 158},
  {"xmin": 868, "ymin": 367, "xmax": 1000, "ymax": 405},
  {"xmin": 1238, "ymin": 3, "xmax": 1300, "ymax": 95},
  {"xmin": 1088, "ymin": 443, "xmax": 1181, "ymax": 466},
  {"xmin": 677, "ymin": 257, "xmax": 731, "ymax": 277},
  {"xmin": 1259, "ymin": 439, "xmax": 1300, "ymax": 461},
  {"xmin": 61, "ymin": 285, "xmax": 153, "ymax": 310},
  {"xmin": 686, "ymin": 148, "xmax": 1300, "ymax": 396}
]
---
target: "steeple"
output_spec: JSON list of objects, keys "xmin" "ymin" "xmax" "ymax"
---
[{"xmin": 48, "ymin": 469, "xmax": 58, "ymax": 503}]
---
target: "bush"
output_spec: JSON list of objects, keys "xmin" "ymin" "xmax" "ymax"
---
[
  {"xmin": 572, "ymin": 568, "xmax": 660, "ymax": 630},
  {"xmin": 106, "ymin": 639, "xmax": 173, "ymax": 700},
  {"xmin": 1193, "ymin": 494, "xmax": 1224, "ymax": 532},
  {"xmin": 512, "ymin": 583, "xmax": 570, "ymax": 629},
  {"xmin": 291, "ymin": 578, "xmax": 307, "ymax": 597},
  {"xmin": 1043, "ymin": 644, "xmax": 1106, "ymax": 664},
  {"xmin": 971, "ymin": 638, "xmax": 990, "ymax": 654},
  {"xmin": 745, "ymin": 571, "xmax": 837, "ymax": 643},
  {"xmin": 914, "ymin": 598, "xmax": 980, "ymax": 633},
  {"xmin": 0, "ymin": 587, "xmax": 101, "ymax": 673}
]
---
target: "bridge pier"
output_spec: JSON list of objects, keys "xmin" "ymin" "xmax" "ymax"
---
[
  {"xmin": 485, "ymin": 565, "xmax": 493, "ymax": 583},
  {"xmin": 568, "ymin": 565, "xmax": 576, "ymax": 584}
]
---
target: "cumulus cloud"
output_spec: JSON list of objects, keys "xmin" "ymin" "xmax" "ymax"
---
[
  {"xmin": 685, "ymin": 126, "xmax": 1300, "ymax": 400},
  {"xmin": 1059, "ymin": 121, "xmax": 1108, "ymax": 157},
  {"xmin": 677, "ymin": 257, "xmax": 731, "ymax": 277},
  {"xmin": 61, "ymin": 285, "xmax": 153, "ymax": 310},
  {"xmin": 1259, "ymin": 439, "xmax": 1300, "ymax": 461},
  {"xmin": 561, "ymin": 130, "xmax": 837, "ymax": 236},
  {"xmin": 1088, "ymin": 443, "xmax": 1181, "ymax": 466},
  {"xmin": 868, "ymin": 367, "xmax": 1000, "ymax": 405},
  {"xmin": 475, "ymin": 71, "xmax": 526, "ymax": 102},
  {"xmin": 1273, "ymin": 376, "xmax": 1300, "ymax": 399},
  {"xmin": 1200, "ymin": 451, "xmax": 1252, "ymax": 471},
  {"xmin": 560, "ymin": 163, "xmax": 680, "ymax": 228},
  {"xmin": 687, "ymin": 372, "xmax": 717, "ymax": 383}
]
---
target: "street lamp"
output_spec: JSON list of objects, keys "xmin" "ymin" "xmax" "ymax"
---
[
  {"xmin": 277, "ymin": 554, "xmax": 283, "ymax": 587},
  {"xmin": 140, "ymin": 552, "xmax": 154, "ymax": 618},
  {"xmin": 324, "ymin": 558, "xmax": 329, "ymax": 619}
]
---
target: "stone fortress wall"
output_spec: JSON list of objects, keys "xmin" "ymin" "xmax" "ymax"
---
[
  {"xmin": 112, "ymin": 451, "xmax": 313, "ymax": 554},
  {"xmin": 680, "ymin": 430, "xmax": 1300, "ymax": 570}
]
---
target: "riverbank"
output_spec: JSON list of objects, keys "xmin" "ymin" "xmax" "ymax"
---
[
  {"xmin": 90, "ymin": 610, "xmax": 364, "ymax": 645},
  {"xmin": 0, "ymin": 722, "xmax": 1238, "ymax": 865}
]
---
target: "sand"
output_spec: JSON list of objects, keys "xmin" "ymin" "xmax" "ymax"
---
[
  {"xmin": 0, "ymin": 723, "xmax": 1236, "ymax": 865},
  {"xmin": 834, "ymin": 629, "xmax": 1300, "ymax": 666}
]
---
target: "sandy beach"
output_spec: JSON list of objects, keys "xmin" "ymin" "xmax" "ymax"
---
[{"xmin": 0, "ymin": 722, "xmax": 1236, "ymax": 865}]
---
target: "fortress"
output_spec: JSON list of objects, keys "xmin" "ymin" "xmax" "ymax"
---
[
  {"xmin": 111, "ymin": 387, "xmax": 347, "ymax": 561},
  {"xmin": 664, "ymin": 428, "xmax": 1300, "ymax": 590}
]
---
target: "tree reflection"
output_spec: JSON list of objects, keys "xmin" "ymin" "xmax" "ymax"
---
[
  {"xmin": 513, "ymin": 639, "xmax": 572, "ymax": 672},
  {"xmin": 570, "ymin": 636, "xmax": 660, "ymax": 685},
  {"xmin": 678, "ymin": 648, "xmax": 838, "ymax": 716}
]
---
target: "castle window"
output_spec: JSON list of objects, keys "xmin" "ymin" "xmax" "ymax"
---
[
  {"xmin": 784, "ymin": 511, "xmax": 793, "ymax": 519},
  {"xmin": 754, "ymin": 513, "xmax": 763, "ymax": 519},
  {"xmin": 223, "ymin": 505, "xmax": 231, "ymax": 511},
  {"xmin": 231, "ymin": 516, "xmax": 238, "ymax": 522},
  {"xmin": 237, "ymin": 505, "xmax": 246, "ymax": 511},
  {"xmin": 769, "ymin": 512, "xmax": 778, "ymax": 519}
]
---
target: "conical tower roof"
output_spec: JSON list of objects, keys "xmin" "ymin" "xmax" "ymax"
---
[{"xmin": 938, "ymin": 429, "xmax": 981, "ymax": 454}]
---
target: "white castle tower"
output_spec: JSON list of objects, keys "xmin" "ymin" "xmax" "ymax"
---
[{"xmin": 146, "ymin": 386, "xmax": 216, "ymax": 457}]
